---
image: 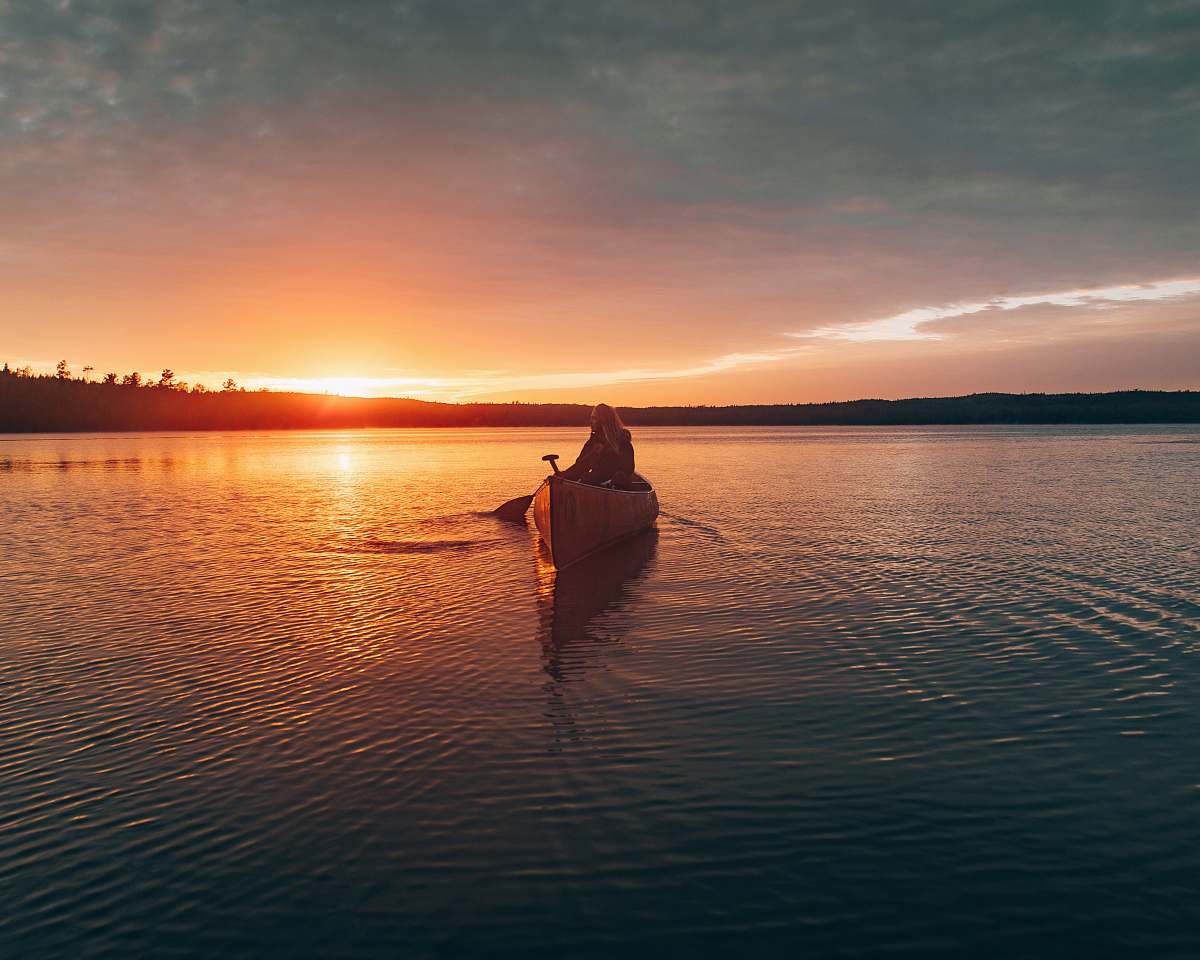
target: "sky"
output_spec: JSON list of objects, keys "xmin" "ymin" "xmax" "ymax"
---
[{"xmin": 2, "ymin": 0, "xmax": 1198, "ymax": 403}]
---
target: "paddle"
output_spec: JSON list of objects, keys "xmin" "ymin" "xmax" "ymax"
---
[{"xmin": 493, "ymin": 455, "xmax": 559, "ymax": 522}]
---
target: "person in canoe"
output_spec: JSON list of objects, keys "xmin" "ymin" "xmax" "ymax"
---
[{"xmin": 560, "ymin": 403, "xmax": 636, "ymax": 488}]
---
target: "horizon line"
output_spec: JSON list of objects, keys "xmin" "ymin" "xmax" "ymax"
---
[{"xmin": 3, "ymin": 367, "xmax": 1195, "ymax": 409}]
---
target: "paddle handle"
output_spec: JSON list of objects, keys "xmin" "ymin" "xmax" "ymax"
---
[{"xmin": 542, "ymin": 454, "xmax": 561, "ymax": 474}]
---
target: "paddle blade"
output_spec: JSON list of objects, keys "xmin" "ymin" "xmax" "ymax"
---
[{"xmin": 493, "ymin": 493, "xmax": 534, "ymax": 522}]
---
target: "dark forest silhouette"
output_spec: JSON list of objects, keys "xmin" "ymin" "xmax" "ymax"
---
[{"xmin": 1, "ymin": 362, "xmax": 1197, "ymax": 431}]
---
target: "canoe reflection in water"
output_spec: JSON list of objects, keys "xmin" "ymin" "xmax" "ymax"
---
[{"xmin": 534, "ymin": 527, "xmax": 659, "ymax": 684}]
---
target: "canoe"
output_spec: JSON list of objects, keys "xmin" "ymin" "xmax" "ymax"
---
[{"xmin": 532, "ymin": 474, "xmax": 659, "ymax": 570}]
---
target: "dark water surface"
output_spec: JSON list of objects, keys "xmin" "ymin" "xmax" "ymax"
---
[{"xmin": 2, "ymin": 426, "xmax": 1199, "ymax": 958}]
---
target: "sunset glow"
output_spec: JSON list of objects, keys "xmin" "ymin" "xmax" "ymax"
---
[
  {"xmin": 250, "ymin": 376, "xmax": 449, "ymax": 399},
  {"xmin": 4, "ymin": 3, "xmax": 1198, "ymax": 403}
]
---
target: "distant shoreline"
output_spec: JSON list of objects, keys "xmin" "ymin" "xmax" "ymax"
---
[{"xmin": 1, "ymin": 370, "xmax": 1197, "ymax": 432}]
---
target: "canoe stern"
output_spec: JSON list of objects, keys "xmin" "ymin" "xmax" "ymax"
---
[{"xmin": 533, "ymin": 475, "xmax": 658, "ymax": 569}]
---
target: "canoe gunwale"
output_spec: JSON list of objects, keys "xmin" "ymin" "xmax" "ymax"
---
[{"xmin": 546, "ymin": 474, "xmax": 654, "ymax": 496}]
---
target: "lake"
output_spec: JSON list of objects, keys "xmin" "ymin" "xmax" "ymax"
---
[{"xmin": 2, "ymin": 426, "xmax": 1198, "ymax": 958}]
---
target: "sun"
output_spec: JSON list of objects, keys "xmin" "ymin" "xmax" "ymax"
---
[
  {"xmin": 241, "ymin": 373, "xmax": 452, "ymax": 399},
  {"xmin": 312, "ymin": 376, "xmax": 380, "ymax": 398}
]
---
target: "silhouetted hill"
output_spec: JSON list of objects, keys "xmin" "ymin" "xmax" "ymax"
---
[{"xmin": 1, "ymin": 369, "xmax": 1197, "ymax": 431}]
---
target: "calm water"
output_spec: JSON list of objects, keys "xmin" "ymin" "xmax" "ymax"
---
[{"xmin": 2, "ymin": 426, "xmax": 1199, "ymax": 958}]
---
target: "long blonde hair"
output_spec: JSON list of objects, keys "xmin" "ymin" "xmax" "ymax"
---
[{"xmin": 592, "ymin": 403, "xmax": 630, "ymax": 452}]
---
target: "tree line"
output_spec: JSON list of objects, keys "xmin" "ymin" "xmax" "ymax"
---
[
  {"xmin": 3, "ymin": 360, "xmax": 244, "ymax": 393},
  {"xmin": 1, "ymin": 361, "xmax": 1198, "ymax": 431}
]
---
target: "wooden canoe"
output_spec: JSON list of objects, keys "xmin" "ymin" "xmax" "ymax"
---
[{"xmin": 532, "ymin": 474, "xmax": 659, "ymax": 570}]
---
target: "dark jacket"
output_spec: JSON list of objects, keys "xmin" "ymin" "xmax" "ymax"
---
[{"xmin": 561, "ymin": 429, "xmax": 634, "ymax": 486}]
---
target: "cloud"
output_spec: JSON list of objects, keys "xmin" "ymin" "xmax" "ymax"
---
[
  {"xmin": 5, "ymin": 2, "xmax": 1200, "ymax": 224},
  {"xmin": 238, "ymin": 349, "xmax": 801, "ymax": 400},
  {"xmin": 7, "ymin": 1, "xmax": 1200, "ymax": 248},
  {"xmin": 801, "ymin": 276, "xmax": 1200, "ymax": 342}
]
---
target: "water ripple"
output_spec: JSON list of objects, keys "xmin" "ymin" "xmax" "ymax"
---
[{"xmin": 1, "ymin": 425, "xmax": 1198, "ymax": 958}]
